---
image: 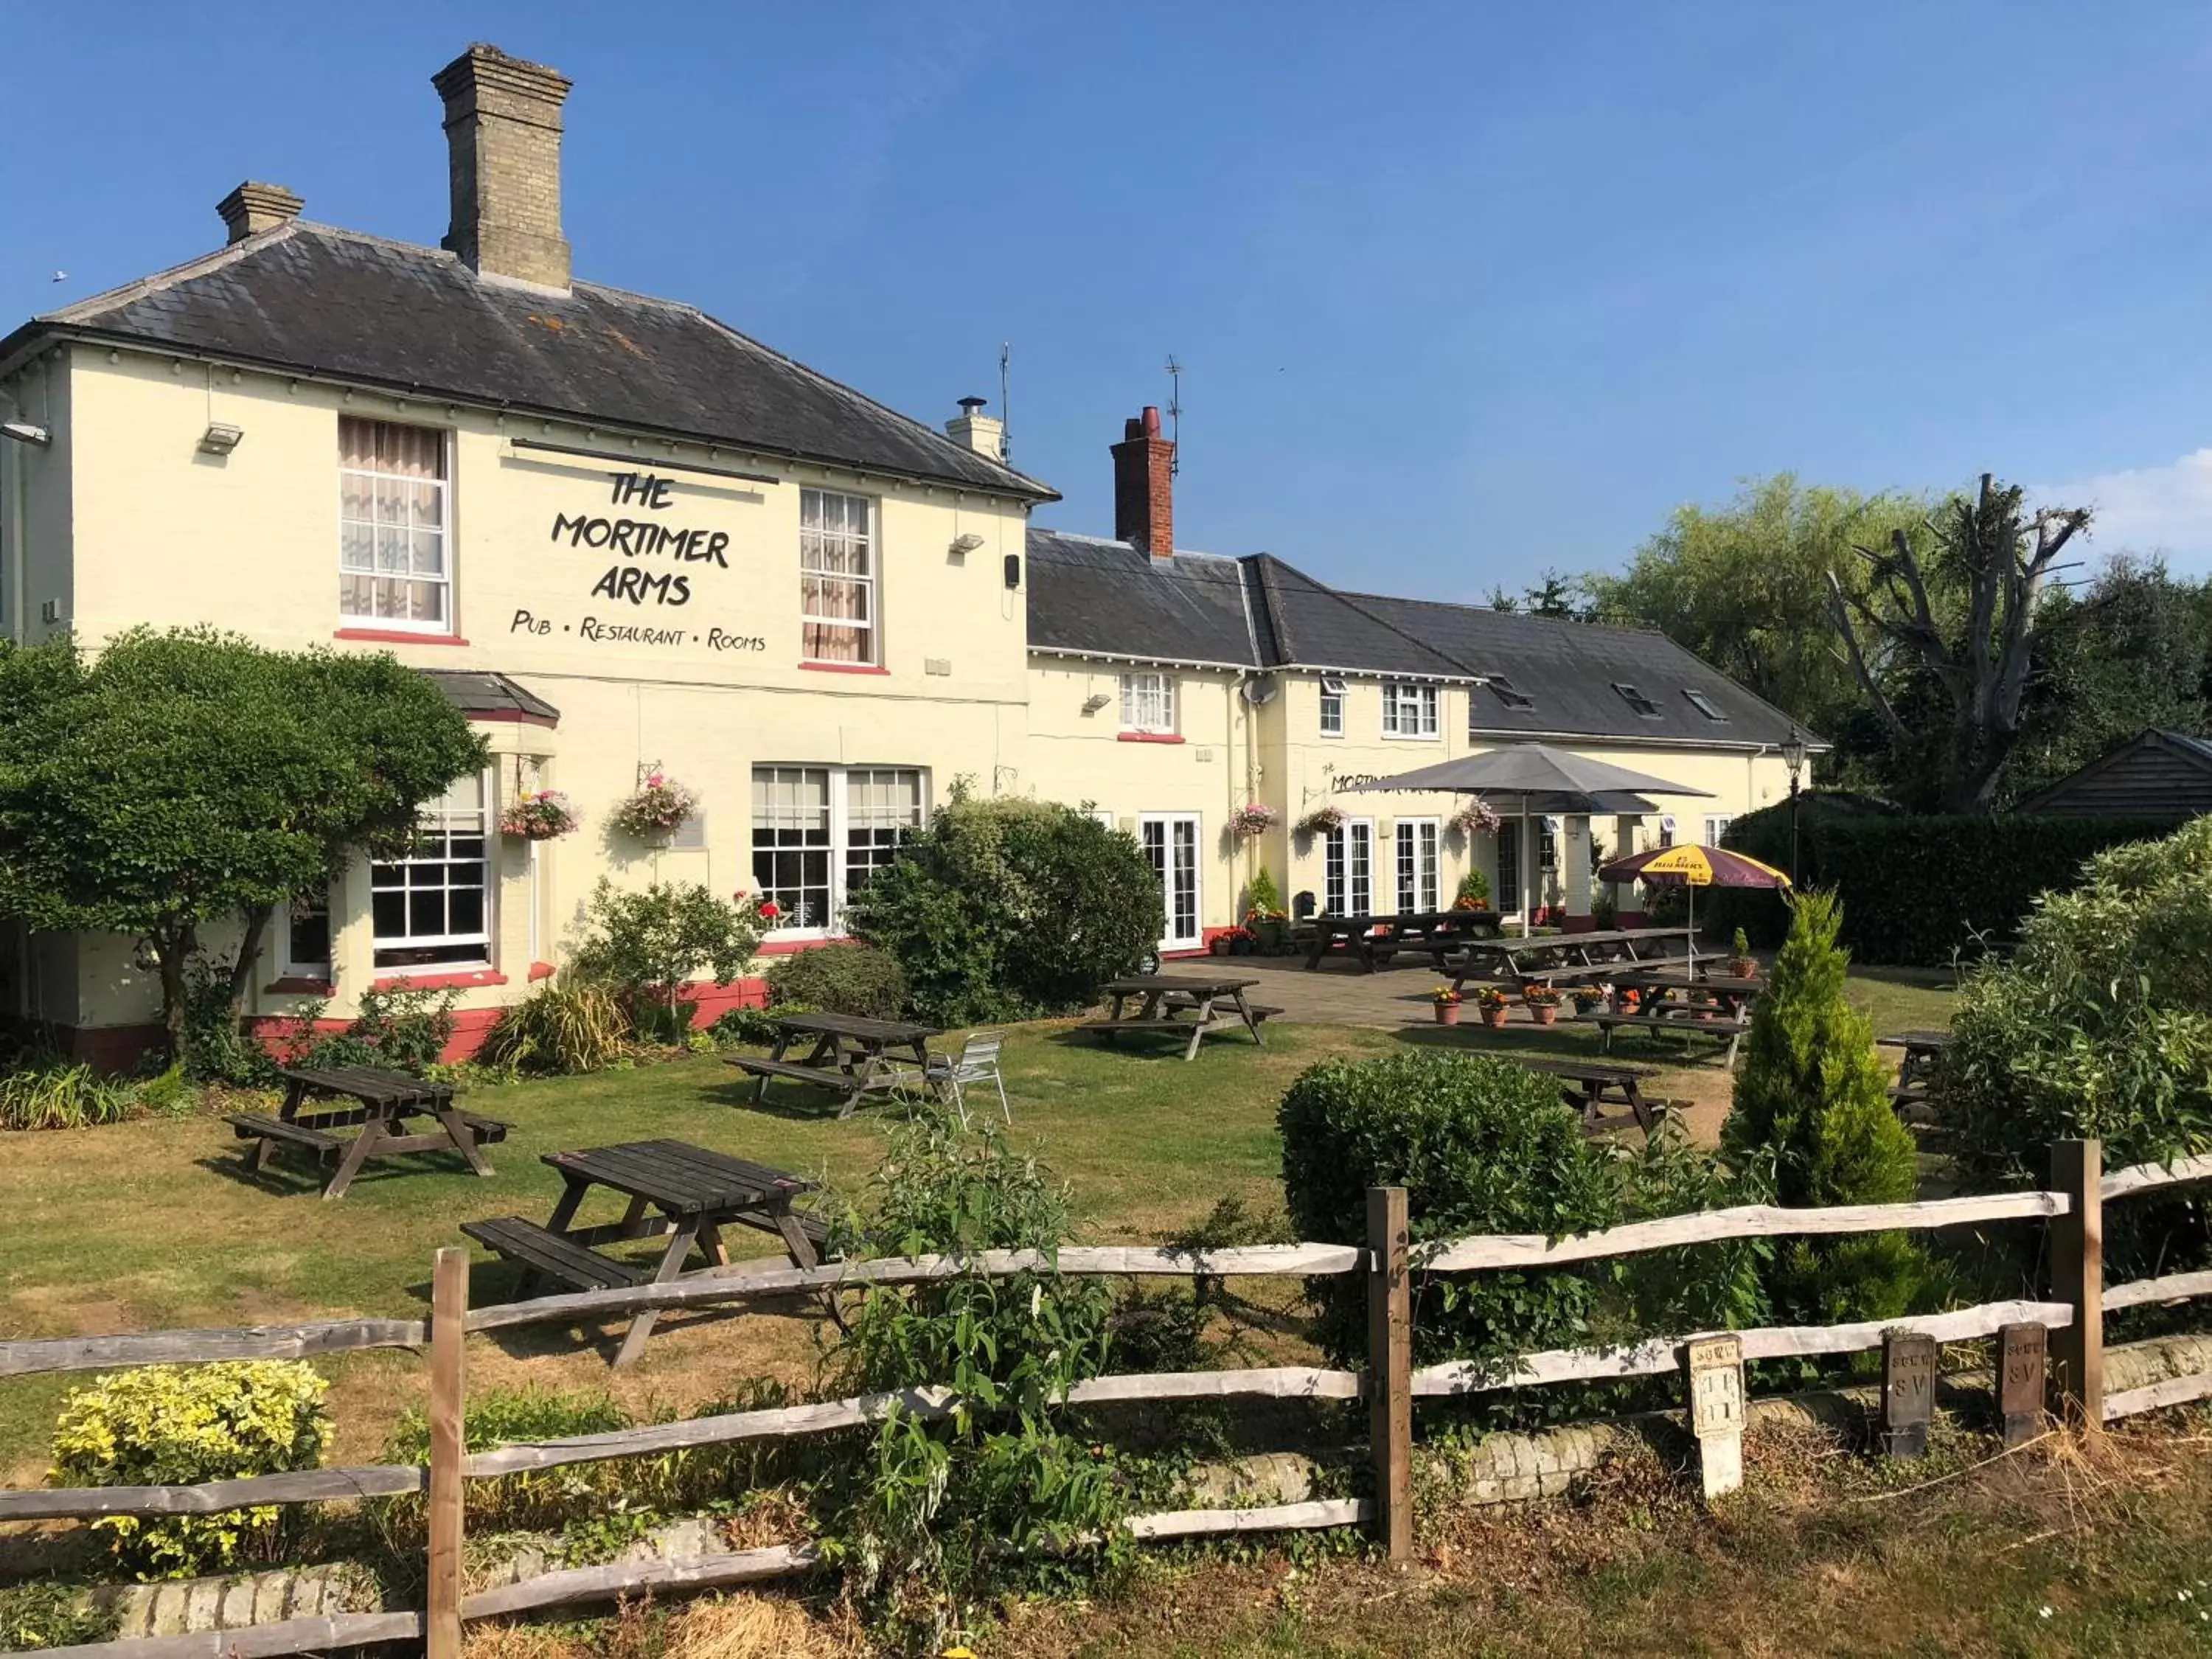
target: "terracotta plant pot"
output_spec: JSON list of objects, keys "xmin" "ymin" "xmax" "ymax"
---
[
  {"xmin": 1528, "ymin": 1004, "xmax": 1558, "ymax": 1026},
  {"xmin": 1480, "ymin": 1006, "xmax": 1510, "ymax": 1029},
  {"xmin": 1728, "ymin": 958, "xmax": 1757, "ymax": 978},
  {"xmin": 1435, "ymin": 1003, "xmax": 1461, "ymax": 1026}
]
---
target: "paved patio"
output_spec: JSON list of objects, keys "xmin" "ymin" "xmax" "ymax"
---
[{"xmin": 1204, "ymin": 954, "xmax": 1489, "ymax": 1029}]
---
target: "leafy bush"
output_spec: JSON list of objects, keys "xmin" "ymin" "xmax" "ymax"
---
[
  {"xmin": 846, "ymin": 789, "xmax": 1160, "ymax": 1025},
  {"xmin": 1279, "ymin": 1051, "xmax": 1620, "ymax": 1371},
  {"xmin": 1941, "ymin": 818, "xmax": 2212, "ymax": 1285},
  {"xmin": 706, "ymin": 1003, "xmax": 793, "ymax": 1047},
  {"xmin": 0, "ymin": 1581, "xmax": 118, "ymax": 1651},
  {"xmin": 1243, "ymin": 866, "xmax": 1284, "ymax": 919},
  {"xmin": 569, "ymin": 880, "xmax": 765, "ymax": 1037},
  {"xmin": 765, "ymin": 943, "xmax": 910, "ymax": 1021},
  {"xmin": 1722, "ymin": 890, "xmax": 1926, "ymax": 1325},
  {"xmin": 827, "ymin": 1104, "xmax": 1121, "ymax": 1652},
  {"xmin": 180, "ymin": 952, "xmax": 279, "ymax": 1086},
  {"xmin": 52, "ymin": 1362, "xmax": 328, "ymax": 1579},
  {"xmin": 0, "ymin": 1057, "xmax": 140, "ymax": 1130},
  {"xmin": 478, "ymin": 978, "xmax": 628, "ymax": 1074},
  {"xmin": 274, "ymin": 987, "xmax": 458, "ymax": 1074},
  {"xmin": 1453, "ymin": 868, "xmax": 1491, "ymax": 907}
]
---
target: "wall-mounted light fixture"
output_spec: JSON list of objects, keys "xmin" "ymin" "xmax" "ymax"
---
[
  {"xmin": 1081, "ymin": 692, "xmax": 1113, "ymax": 716},
  {"xmin": 1, "ymin": 419, "xmax": 50, "ymax": 446},
  {"xmin": 948, "ymin": 532, "xmax": 985, "ymax": 560},
  {"xmin": 198, "ymin": 422, "xmax": 245, "ymax": 456}
]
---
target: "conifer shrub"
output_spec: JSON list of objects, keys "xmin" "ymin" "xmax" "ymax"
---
[{"xmin": 1722, "ymin": 889, "xmax": 1926, "ymax": 1324}]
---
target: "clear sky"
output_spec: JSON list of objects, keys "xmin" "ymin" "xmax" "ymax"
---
[{"xmin": 8, "ymin": 3, "xmax": 2212, "ymax": 597}]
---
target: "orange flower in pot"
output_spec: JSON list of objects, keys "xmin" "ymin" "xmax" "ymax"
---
[
  {"xmin": 1474, "ymin": 985, "xmax": 1512, "ymax": 1028},
  {"xmin": 1430, "ymin": 985, "xmax": 1463, "ymax": 1026},
  {"xmin": 1523, "ymin": 984, "xmax": 1563, "ymax": 1026}
]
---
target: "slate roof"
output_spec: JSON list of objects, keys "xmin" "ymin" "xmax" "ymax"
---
[
  {"xmin": 2, "ymin": 220, "xmax": 1055, "ymax": 502},
  {"xmin": 420, "ymin": 669, "xmax": 560, "ymax": 728},
  {"xmin": 1027, "ymin": 527, "xmax": 1812, "ymax": 748}
]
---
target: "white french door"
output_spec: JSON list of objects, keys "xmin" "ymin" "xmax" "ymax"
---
[
  {"xmin": 1324, "ymin": 818, "xmax": 1377, "ymax": 917},
  {"xmin": 1395, "ymin": 818, "xmax": 1440, "ymax": 914},
  {"xmin": 1139, "ymin": 813, "xmax": 1203, "ymax": 952}
]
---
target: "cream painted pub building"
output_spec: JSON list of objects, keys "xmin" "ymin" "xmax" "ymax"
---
[{"xmin": 0, "ymin": 45, "xmax": 1801, "ymax": 1062}]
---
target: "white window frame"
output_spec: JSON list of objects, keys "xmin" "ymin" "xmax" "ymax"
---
[
  {"xmin": 1394, "ymin": 818, "xmax": 1440, "ymax": 914},
  {"xmin": 799, "ymin": 487, "xmax": 879, "ymax": 666},
  {"xmin": 369, "ymin": 770, "xmax": 493, "ymax": 970},
  {"xmin": 1318, "ymin": 676, "xmax": 1345, "ymax": 738},
  {"xmin": 1703, "ymin": 814, "xmax": 1733, "ymax": 846},
  {"xmin": 1324, "ymin": 818, "xmax": 1376, "ymax": 916},
  {"xmin": 1120, "ymin": 672, "xmax": 1178, "ymax": 735},
  {"xmin": 1380, "ymin": 681, "xmax": 1439, "ymax": 740},
  {"xmin": 1138, "ymin": 812, "xmax": 1204, "ymax": 952},
  {"xmin": 751, "ymin": 763, "xmax": 928, "ymax": 939},
  {"xmin": 338, "ymin": 419, "xmax": 451, "ymax": 633}
]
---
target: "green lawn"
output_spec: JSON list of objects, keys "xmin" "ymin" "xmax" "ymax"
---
[{"xmin": 0, "ymin": 973, "xmax": 1958, "ymax": 1478}]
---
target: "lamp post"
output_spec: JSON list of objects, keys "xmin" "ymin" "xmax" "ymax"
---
[{"xmin": 1782, "ymin": 726, "xmax": 1808, "ymax": 884}]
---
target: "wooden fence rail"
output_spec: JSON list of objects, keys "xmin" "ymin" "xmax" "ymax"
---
[{"xmin": 4, "ymin": 1142, "xmax": 2210, "ymax": 1659}]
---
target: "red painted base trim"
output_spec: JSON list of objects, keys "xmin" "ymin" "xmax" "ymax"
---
[
  {"xmin": 1116, "ymin": 731, "xmax": 1186, "ymax": 744},
  {"xmin": 264, "ymin": 976, "xmax": 335, "ymax": 995},
  {"xmin": 372, "ymin": 968, "xmax": 508, "ymax": 993},
  {"xmin": 527, "ymin": 961, "xmax": 557, "ymax": 982},
  {"xmin": 1618, "ymin": 910, "xmax": 1649, "ymax": 928},
  {"xmin": 756, "ymin": 935, "xmax": 856, "ymax": 956},
  {"xmin": 333, "ymin": 628, "xmax": 472, "ymax": 647},
  {"xmin": 1562, "ymin": 915, "xmax": 1597, "ymax": 933},
  {"xmin": 799, "ymin": 661, "xmax": 889, "ymax": 675}
]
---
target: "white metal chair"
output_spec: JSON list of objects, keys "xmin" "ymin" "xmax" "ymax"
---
[{"xmin": 928, "ymin": 1030, "xmax": 1010, "ymax": 1125}]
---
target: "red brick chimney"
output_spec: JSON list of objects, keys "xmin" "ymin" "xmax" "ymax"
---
[{"xmin": 1111, "ymin": 406, "xmax": 1175, "ymax": 561}]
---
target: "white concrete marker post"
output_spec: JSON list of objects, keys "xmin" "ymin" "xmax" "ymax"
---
[{"xmin": 1683, "ymin": 1333, "xmax": 1745, "ymax": 1500}]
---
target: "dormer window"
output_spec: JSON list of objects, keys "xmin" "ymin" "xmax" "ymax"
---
[
  {"xmin": 1682, "ymin": 688, "xmax": 1728, "ymax": 722},
  {"xmin": 1613, "ymin": 683, "xmax": 1661, "ymax": 719}
]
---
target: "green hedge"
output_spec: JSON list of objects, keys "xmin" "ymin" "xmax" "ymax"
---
[
  {"xmin": 1812, "ymin": 815, "xmax": 2171, "ymax": 965},
  {"xmin": 1708, "ymin": 791, "xmax": 1899, "ymax": 948}
]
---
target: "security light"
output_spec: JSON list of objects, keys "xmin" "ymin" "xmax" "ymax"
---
[
  {"xmin": 1081, "ymin": 692, "xmax": 1113, "ymax": 715},
  {"xmin": 949, "ymin": 532, "xmax": 986, "ymax": 556},
  {"xmin": 1, "ymin": 419, "xmax": 50, "ymax": 446},
  {"xmin": 198, "ymin": 422, "xmax": 245, "ymax": 456}
]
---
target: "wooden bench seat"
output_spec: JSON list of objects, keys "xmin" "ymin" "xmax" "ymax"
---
[
  {"xmin": 726, "ymin": 1057, "xmax": 854, "ymax": 1088},
  {"xmin": 460, "ymin": 1216, "xmax": 646, "ymax": 1293},
  {"xmin": 1590, "ymin": 1010, "xmax": 1752, "ymax": 1068},
  {"xmin": 225, "ymin": 1113, "xmax": 342, "ymax": 1158},
  {"xmin": 1161, "ymin": 994, "xmax": 1284, "ymax": 1020},
  {"xmin": 1078, "ymin": 1017, "xmax": 1208, "ymax": 1033},
  {"xmin": 454, "ymin": 1110, "xmax": 513, "ymax": 1144},
  {"xmin": 730, "ymin": 1205, "xmax": 832, "ymax": 1250}
]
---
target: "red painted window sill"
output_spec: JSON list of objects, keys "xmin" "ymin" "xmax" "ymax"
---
[
  {"xmin": 757, "ymin": 934, "xmax": 855, "ymax": 956},
  {"xmin": 528, "ymin": 961, "xmax": 557, "ymax": 982},
  {"xmin": 372, "ymin": 969, "xmax": 508, "ymax": 992},
  {"xmin": 335, "ymin": 628, "xmax": 472, "ymax": 647},
  {"xmin": 1117, "ymin": 731, "xmax": 1185, "ymax": 744},
  {"xmin": 264, "ymin": 976, "xmax": 334, "ymax": 995},
  {"xmin": 799, "ymin": 661, "xmax": 889, "ymax": 675}
]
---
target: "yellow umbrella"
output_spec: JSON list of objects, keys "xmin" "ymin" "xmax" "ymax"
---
[{"xmin": 1596, "ymin": 844, "xmax": 1792, "ymax": 939}]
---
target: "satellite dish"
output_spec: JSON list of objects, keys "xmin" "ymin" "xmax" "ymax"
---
[{"xmin": 1240, "ymin": 674, "xmax": 1281, "ymax": 706}]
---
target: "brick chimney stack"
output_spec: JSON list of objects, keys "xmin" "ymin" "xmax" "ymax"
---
[
  {"xmin": 216, "ymin": 182, "xmax": 304, "ymax": 244},
  {"xmin": 1111, "ymin": 406, "xmax": 1175, "ymax": 561},
  {"xmin": 432, "ymin": 43, "xmax": 574, "ymax": 291},
  {"xmin": 945, "ymin": 396, "xmax": 1005, "ymax": 461}
]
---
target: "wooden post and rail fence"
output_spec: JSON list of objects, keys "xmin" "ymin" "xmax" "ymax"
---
[{"xmin": 4, "ymin": 1141, "xmax": 2211, "ymax": 1659}]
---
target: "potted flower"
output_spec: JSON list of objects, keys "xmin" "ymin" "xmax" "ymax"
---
[
  {"xmin": 1245, "ymin": 868, "xmax": 1288, "ymax": 952},
  {"xmin": 1448, "ymin": 797, "xmax": 1503, "ymax": 837},
  {"xmin": 613, "ymin": 769, "xmax": 699, "ymax": 839},
  {"xmin": 1226, "ymin": 925, "xmax": 1259, "ymax": 956},
  {"xmin": 1451, "ymin": 870, "xmax": 1492, "ymax": 912},
  {"xmin": 1524, "ymin": 984, "xmax": 1563, "ymax": 1026},
  {"xmin": 1727, "ymin": 927, "xmax": 1758, "ymax": 979},
  {"xmin": 1430, "ymin": 985, "xmax": 1463, "ymax": 1026},
  {"xmin": 1296, "ymin": 804, "xmax": 1344, "ymax": 838},
  {"xmin": 1571, "ymin": 987, "xmax": 1604, "ymax": 1018},
  {"xmin": 500, "ymin": 788, "xmax": 579, "ymax": 841},
  {"xmin": 1474, "ymin": 985, "xmax": 1512, "ymax": 1028},
  {"xmin": 1610, "ymin": 983, "xmax": 1641, "ymax": 1015},
  {"xmin": 1229, "ymin": 802, "xmax": 1279, "ymax": 840}
]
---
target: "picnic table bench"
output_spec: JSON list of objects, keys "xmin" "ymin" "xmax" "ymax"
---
[
  {"xmin": 1613, "ymin": 970, "xmax": 1765, "ymax": 1018},
  {"xmin": 1449, "ymin": 927, "xmax": 1707, "ymax": 993},
  {"xmin": 1301, "ymin": 908, "xmax": 1505, "ymax": 973},
  {"xmin": 1079, "ymin": 975, "xmax": 1267, "ymax": 1060},
  {"xmin": 726, "ymin": 1012, "xmax": 938, "ymax": 1118},
  {"xmin": 1511, "ymin": 1056, "xmax": 1669, "ymax": 1133},
  {"xmin": 463, "ymin": 1138, "xmax": 828, "ymax": 1366},
  {"xmin": 1589, "ymin": 1009, "xmax": 1753, "ymax": 1070},
  {"xmin": 1878, "ymin": 1029, "xmax": 1952, "ymax": 1094},
  {"xmin": 226, "ymin": 1065, "xmax": 509, "ymax": 1199}
]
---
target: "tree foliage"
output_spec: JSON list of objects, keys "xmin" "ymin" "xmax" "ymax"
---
[
  {"xmin": 0, "ymin": 630, "xmax": 485, "ymax": 1053},
  {"xmin": 568, "ymin": 879, "xmax": 766, "ymax": 1039},
  {"xmin": 1722, "ymin": 890, "xmax": 1926, "ymax": 1324}
]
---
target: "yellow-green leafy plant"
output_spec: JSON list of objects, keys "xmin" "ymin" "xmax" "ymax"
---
[
  {"xmin": 477, "ymin": 978, "xmax": 628, "ymax": 1074},
  {"xmin": 51, "ymin": 1362, "xmax": 329, "ymax": 1579}
]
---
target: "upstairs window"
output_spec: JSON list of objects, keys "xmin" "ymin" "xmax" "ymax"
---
[
  {"xmin": 800, "ymin": 488, "xmax": 877, "ymax": 664},
  {"xmin": 1120, "ymin": 672, "xmax": 1178, "ymax": 735},
  {"xmin": 1613, "ymin": 682, "xmax": 1662, "ymax": 718},
  {"xmin": 1703, "ymin": 814, "xmax": 1733, "ymax": 846},
  {"xmin": 1318, "ymin": 676, "xmax": 1345, "ymax": 737},
  {"xmin": 371, "ymin": 772, "xmax": 490, "ymax": 970},
  {"xmin": 1381, "ymin": 681, "xmax": 1439, "ymax": 738},
  {"xmin": 1682, "ymin": 688, "xmax": 1728, "ymax": 721},
  {"xmin": 339, "ymin": 418, "xmax": 449, "ymax": 630}
]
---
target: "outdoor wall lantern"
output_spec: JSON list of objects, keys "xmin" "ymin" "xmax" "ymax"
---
[
  {"xmin": 948, "ymin": 532, "xmax": 985, "ymax": 559},
  {"xmin": 198, "ymin": 422, "xmax": 246, "ymax": 456},
  {"xmin": 0, "ymin": 419, "xmax": 50, "ymax": 446},
  {"xmin": 1081, "ymin": 692, "xmax": 1113, "ymax": 715}
]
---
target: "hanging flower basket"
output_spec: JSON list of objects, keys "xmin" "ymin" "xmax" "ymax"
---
[
  {"xmin": 1449, "ymin": 796, "xmax": 1503, "ymax": 837},
  {"xmin": 500, "ymin": 788, "xmax": 580, "ymax": 841},
  {"xmin": 1296, "ymin": 804, "xmax": 1345, "ymax": 837},
  {"xmin": 612, "ymin": 771, "xmax": 699, "ymax": 838},
  {"xmin": 1229, "ymin": 802, "xmax": 1279, "ymax": 840}
]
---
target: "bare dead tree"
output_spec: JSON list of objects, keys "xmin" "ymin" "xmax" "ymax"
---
[{"xmin": 1827, "ymin": 473, "xmax": 2091, "ymax": 815}]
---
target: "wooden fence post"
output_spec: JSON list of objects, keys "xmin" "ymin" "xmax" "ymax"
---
[
  {"xmin": 1366, "ymin": 1186, "xmax": 1411, "ymax": 1564},
  {"xmin": 2048, "ymin": 1140, "xmax": 2104, "ymax": 1429},
  {"xmin": 427, "ymin": 1246, "xmax": 469, "ymax": 1659}
]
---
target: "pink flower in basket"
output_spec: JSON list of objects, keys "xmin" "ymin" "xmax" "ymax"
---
[
  {"xmin": 1449, "ymin": 796, "xmax": 1503, "ymax": 836},
  {"xmin": 499, "ymin": 788, "xmax": 579, "ymax": 841},
  {"xmin": 1229, "ymin": 802, "xmax": 1279, "ymax": 839},
  {"xmin": 613, "ymin": 771, "xmax": 699, "ymax": 838}
]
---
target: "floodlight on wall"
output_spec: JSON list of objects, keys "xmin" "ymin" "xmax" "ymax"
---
[
  {"xmin": 1, "ymin": 419, "xmax": 50, "ymax": 446},
  {"xmin": 198, "ymin": 422, "xmax": 245, "ymax": 456},
  {"xmin": 949, "ymin": 532, "xmax": 986, "ymax": 557},
  {"xmin": 1081, "ymin": 692, "xmax": 1113, "ymax": 715}
]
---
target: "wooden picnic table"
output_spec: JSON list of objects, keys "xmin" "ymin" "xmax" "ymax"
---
[
  {"xmin": 1614, "ymin": 970, "xmax": 1766, "ymax": 1016},
  {"xmin": 726, "ymin": 1011, "xmax": 938, "ymax": 1119},
  {"xmin": 226, "ymin": 1064, "xmax": 509, "ymax": 1200},
  {"xmin": 1878, "ymin": 1028, "xmax": 1952, "ymax": 1098},
  {"xmin": 1512, "ymin": 1055, "xmax": 1668, "ymax": 1133},
  {"xmin": 462, "ymin": 1138, "xmax": 825, "ymax": 1367},
  {"xmin": 1450, "ymin": 927, "xmax": 1706, "ymax": 993},
  {"xmin": 1301, "ymin": 908, "xmax": 1506, "ymax": 973},
  {"xmin": 1079, "ymin": 974, "xmax": 1273, "ymax": 1060}
]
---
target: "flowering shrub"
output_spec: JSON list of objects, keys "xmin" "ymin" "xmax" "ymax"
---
[
  {"xmin": 611, "ymin": 771, "xmax": 698, "ymax": 838},
  {"xmin": 498, "ymin": 788, "xmax": 578, "ymax": 841},
  {"xmin": 1448, "ymin": 796, "xmax": 1503, "ymax": 836},
  {"xmin": 1228, "ymin": 802, "xmax": 1279, "ymax": 838},
  {"xmin": 1453, "ymin": 869, "xmax": 1492, "ymax": 910},
  {"xmin": 52, "ymin": 1362, "xmax": 329, "ymax": 1578},
  {"xmin": 1295, "ymin": 804, "xmax": 1344, "ymax": 837}
]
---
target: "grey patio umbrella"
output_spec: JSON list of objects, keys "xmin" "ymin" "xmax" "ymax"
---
[{"xmin": 1343, "ymin": 743, "xmax": 1714, "ymax": 921}]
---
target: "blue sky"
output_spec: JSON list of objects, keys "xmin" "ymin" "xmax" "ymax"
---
[{"xmin": 9, "ymin": 3, "xmax": 2212, "ymax": 597}]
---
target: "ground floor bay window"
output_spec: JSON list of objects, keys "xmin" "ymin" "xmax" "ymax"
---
[
  {"xmin": 751, "ymin": 765, "xmax": 927, "ymax": 936},
  {"xmin": 371, "ymin": 771, "xmax": 492, "ymax": 970}
]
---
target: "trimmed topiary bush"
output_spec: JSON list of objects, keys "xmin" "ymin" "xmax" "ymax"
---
[
  {"xmin": 1279, "ymin": 1051, "xmax": 1619, "ymax": 1370},
  {"xmin": 765, "ymin": 942, "xmax": 910, "ymax": 1020},
  {"xmin": 52, "ymin": 1362, "xmax": 329, "ymax": 1579},
  {"xmin": 1722, "ymin": 890, "xmax": 1926, "ymax": 1325}
]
